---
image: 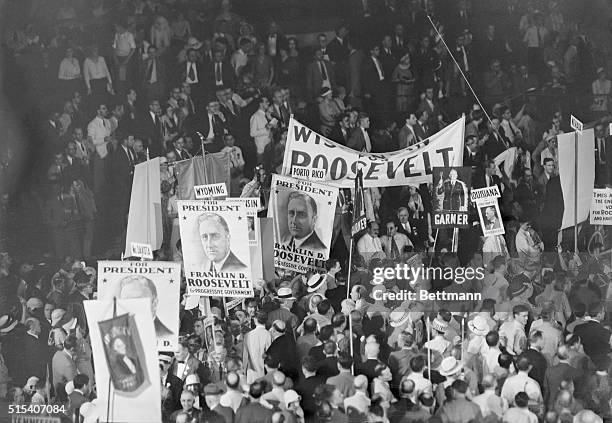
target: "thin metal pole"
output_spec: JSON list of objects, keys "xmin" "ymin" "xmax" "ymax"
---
[
  {"xmin": 106, "ymin": 297, "xmax": 117, "ymax": 422},
  {"xmin": 426, "ymin": 316, "xmax": 431, "ymax": 381},
  {"xmin": 426, "ymin": 15, "xmax": 495, "ymax": 129},
  {"xmin": 574, "ymin": 132, "xmax": 579, "ymax": 254},
  {"xmin": 346, "ymin": 237, "xmax": 354, "ymax": 299},
  {"xmin": 348, "ymin": 312, "xmax": 355, "ymax": 375}
]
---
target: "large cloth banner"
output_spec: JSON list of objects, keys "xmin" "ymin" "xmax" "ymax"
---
[
  {"xmin": 558, "ymin": 130, "xmax": 595, "ymax": 230},
  {"xmin": 281, "ymin": 116, "xmax": 465, "ymax": 188},
  {"xmin": 175, "ymin": 153, "xmax": 231, "ymax": 200},
  {"xmin": 268, "ymin": 175, "xmax": 338, "ymax": 273},
  {"xmin": 178, "ymin": 200, "xmax": 254, "ymax": 297},
  {"xmin": 124, "ymin": 158, "xmax": 162, "ymax": 258},
  {"xmin": 84, "ymin": 298, "xmax": 161, "ymax": 423},
  {"xmin": 96, "ymin": 261, "xmax": 181, "ymax": 352}
]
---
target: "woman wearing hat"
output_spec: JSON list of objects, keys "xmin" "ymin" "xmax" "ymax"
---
[{"xmin": 424, "ymin": 317, "xmax": 452, "ymax": 357}]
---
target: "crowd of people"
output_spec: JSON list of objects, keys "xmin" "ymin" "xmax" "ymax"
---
[{"xmin": 1, "ymin": 0, "xmax": 612, "ymax": 422}]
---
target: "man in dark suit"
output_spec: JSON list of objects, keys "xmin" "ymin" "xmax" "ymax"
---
[
  {"xmin": 482, "ymin": 119, "xmax": 510, "ymax": 160},
  {"xmin": 206, "ymin": 50, "xmax": 235, "ymax": 91},
  {"xmin": 574, "ymin": 303, "xmax": 611, "ymax": 362},
  {"xmin": 141, "ymin": 45, "xmax": 166, "ymax": 101},
  {"xmin": 306, "ymin": 49, "xmax": 336, "ymax": 100},
  {"xmin": 68, "ymin": 374, "xmax": 90, "ymax": 422},
  {"xmin": 181, "ymin": 49, "xmax": 204, "ymax": 108},
  {"xmin": 266, "ymin": 320, "xmax": 299, "ymax": 380},
  {"xmin": 463, "ymin": 135, "xmax": 483, "ymax": 167},
  {"xmin": 473, "ymin": 160, "xmax": 503, "ymax": 192},
  {"xmin": 110, "ymin": 132, "xmax": 136, "ymax": 230},
  {"xmin": 23, "ymin": 317, "xmax": 48, "ymax": 381},
  {"xmin": 330, "ymin": 113, "xmax": 352, "ymax": 146},
  {"xmin": 172, "ymin": 137, "xmax": 192, "ymax": 161},
  {"xmin": 295, "ymin": 357, "xmax": 326, "ymax": 420},
  {"xmin": 413, "ymin": 109, "xmax": 430, "ymax": 142},
  {"xmin": 347, "ymin": 113, "xmax": 372, "ymax": 152},
  {"xmin": 363, "ymin": 45, "xmax": 390, "ymax": 111},
  {"xmin": 482, "ymin": 206, "xmax": 502, "ymax": 230},
  {"xmin": 135, "ymin": 99, "xmax": 164, "ymax": 157},
  {"xmin": 203, "ymin": 383, "xmax": 234, "ymax": 423},
  {"xmin": 436, "ymin": 169, "xmax": 468, "ymax": 211},
  {"xmin": 159, "ymin": 354, "xmax": 183, "ymax": 413},
  {"xmin": 281, "ymin": 191, "xmax": 327, "ymax": 252},
  {"xmin": 380, "ymin": 35, "xmax": 398, "ymax": 77},
  {"xmin": 326, "ymin": 25, "xmax": 350, "ymax": 65},
  {"xmin": 315, "ymin": 341, "xmax": 340, "ymax": 379},
  {"xmin": 195, "ymin": 99, "xmax": 227, "ymax": 154},
  {"xmin": 392, "ymin": 24, "xmax": 408, "ymax": 57},
  {"xmin": 198, "ymin": 212, "xmax": 248, "ymax": 272}
]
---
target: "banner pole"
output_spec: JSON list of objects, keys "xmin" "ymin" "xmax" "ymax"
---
[
  {"xmin": 574, "ymin": 131, "xmax": 578, "ymax": 254},
  {"xmin": 222, "ymin": 296, "xmax": 228, "ymax": 318},
  {"xmin": 429, "ymin": 229, "xmax": 439, "ymax": 267},
  {"xmin": 348, "ymin": 311, "xmax": 355, "ymax": 375},
  {"xmin": 426, "ymin": 316, "xmax": 431, "ymax": 382},
  {"xmin": 346, "ymin": 237, "xmax": 354, "ymax": 300},
  {"xmin": 106, "ymin": 297, "xmax": 117, "ymax": 422}
]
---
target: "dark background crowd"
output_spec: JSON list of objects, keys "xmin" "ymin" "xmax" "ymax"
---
[{"xmin": 1, "ymin": 0, "xmax": 612, "ymax": 422}]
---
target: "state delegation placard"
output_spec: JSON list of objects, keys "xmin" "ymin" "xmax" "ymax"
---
[
  {"xmin": 97, "ymin": 261, "xmax": 181, "ymax": 352},
  {"xmin": 268, "ymin": 174, "xmax": 338, "ymax": 273},
  {"xmin": 178, "ymin": 200, "xmax": 254, "ymax": 297}
]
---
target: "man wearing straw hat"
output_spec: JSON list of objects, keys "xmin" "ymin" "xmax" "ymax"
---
[{"xmin": 424, "ymin": 316, "xmax": 451, "ymax": 356}]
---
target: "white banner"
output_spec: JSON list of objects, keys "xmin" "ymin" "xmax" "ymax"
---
[
  {"xmin": 84, "ymin": 298, "xmax": 161, "ymax": 423},
  {"xmin": 590, "ymin": 188, "xmax": 612, "ymax": 225},
  {"xmin": 281, "ymin": 116, "xmax": 465, "ymax": 188},
  {"xmin": 476, "ymin": 198, "xmax": 505, "ymax": 237},
  {"xmin": 558, "ymin": 129, "xmax": 595, "ymax": 229},
  {"xmin": 96, "ymin": 261, "xmax": 181, "ymax": 352},
  {"xmin": 226, "ymin": 198, "xmax": 260, "ymax": 246},
  {"xmin": 268, "ymin": 175, "xmax": 338, "ymax": 273},
  {"xmin": 178, "ymin": 200, "xmax": 254, "ymax": 297}
]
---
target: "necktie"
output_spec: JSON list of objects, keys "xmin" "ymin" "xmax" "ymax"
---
[
  {"xmin": 127, "ymin": 148, "xmax": 133, "ymax": 166},
  {"xmin": 147, "ymin": 60, "xmax": 154, "ymax": 82},
  {"xmin": 536, "ymin": 27, "xmax": 541, "ymax": 47},
  {"xmin": 391, "ymin": 237, "xmax": 400, "ymax": 259},
  {"xmin": 188, "ymin": 63, "xmax": 196, "ymax": 81},
  {"xmin": 363, "ymin": 129, "xmax": 371, "ymax": 152},
  {"xmin": 320, "ymin": 61, "xmax": 328, "ymax": 80},
  {"xmin": 599, "ymin": 139, "xmax": 606, "ymax": 163},
  {"xmin": 218, "ymin": 362, "xmax": 223, "ymax": 379},
  {"xmin": 215, "ymin": 63, "xmax": 222, "ymax": 84},
  {"xmin": 155, "ymin": 116, "xmax": 162, "ymax": 135},
  {"xmin": 289, "ymin": 238, "xmax": 295, "ymax": 249}
]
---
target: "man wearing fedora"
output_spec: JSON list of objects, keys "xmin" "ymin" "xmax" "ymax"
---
[
  {"xmin": 424, "ymin": 317, "xmax": 452, "ymax": 357},
  {"xmin": 267, "ymin": 287, "xmax": 299, "ymax": 334},
  {"xmin": 203, "ymin": 382, "xmax": 234, "ymax": 423},
  {"xmin": 437, "ymin": 379, "xmax": 483, "ymax": 423}
]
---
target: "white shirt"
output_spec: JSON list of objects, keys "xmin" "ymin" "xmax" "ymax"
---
[
  {"xmin": 186, "ymin": 61, "xmax": 199, "ymax": 83},
  {"xmin": 83, "ymin": 56, "xmax": 111, "ymax": 85},
  {"xmin": 87, "ymin": 116, "xmax": 111, "ymax": 158},
  {"xmin": 356, "ymin": 233, "xmax": 383, "ymax": 262},
  {"xmin": 473, "ymin": 390, "xmax": 508, "ymax": 418},
  {"xmin": 250, "ymin": 109, "xmax": 271, "ymax": 154},
  {"xmin": 362, "ymin": 128, "xmax": 372, "ymax": 152},
  {"xmin": 113, "ymin": 31, "xmax": 136, "ymax": 56},
  {"xmin": 206, "ymin": 113, "xmax": 215, "ymax": 141},
  {"xmin": 500, "ymin": 371, "xmax": 542, "ymax": 406}
]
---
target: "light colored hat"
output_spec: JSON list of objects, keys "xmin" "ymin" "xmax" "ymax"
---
[
  {"xmin": 26, "ymin": 297, "xmax": 43, "ymax": 310},
  {"xmin": 468, "ymin": 315, "xmax": 489, "ymax": 336},
  {"xmin": 431, "ymin": 317, "xmax": 448, "ymax": 333},
  {"xmin": 307, "ymin": 274, "xmax": 326, "ymax": 292},
  {"xmin": 24, "ymin": 376, "xmax": 40, "ymax": 391},
  {"xmin": 0, "ymin": 314, "xmax": 17, "ymax": 333},
  {"xmin": 65, "ymin": 380, "xmax": 75, "ymax": 395},
  {"xmin": 80, "ymin": 399, "xmax": 102, "ymax": 423},
  {"xmin": 51, "ymin": 309, "xmax": 66, "ymax": 327},
  {"xmin": 389, "ymin": 309, "xmax": 410, "ymax": 328},
  {"xmin": 185, "ymin": 374, "xmax": 200, "ymax": 386},
  {"xmin": 438, "ymin": 357, "xmax": 463, "ymax": 376},
  {"xmin": 158, "ymin": 353, "xmax": 172, "ymax": 363},
  {"xmin": 276, "ymin": 287, "xmax": 295, "ymax": 299},
  {"xmin": 370, "ymin": 284, "xmax": 386, "ymax": 299},
  {"xmin": 284, "ymin": 389, "xmax": 301, "ymax": 405}
]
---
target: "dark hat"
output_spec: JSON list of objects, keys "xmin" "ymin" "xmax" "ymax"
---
[
  {"xmin": 507, "ymin": 274, "xmax": 531, "ymax": 298},
  {"xmin": 203, "ymin": 383, "xmax": 224, "ymax": 395}
]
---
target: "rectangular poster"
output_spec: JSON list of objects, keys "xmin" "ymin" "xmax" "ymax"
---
[
  {"xmin": 432, "ymin": 166, "xmax": 471, "ymax": 228},
  {"xmin": 477, "ymin": 198, "xmax": 505, "ymax": 236},
  {"xmin": 84, "ymin": 298, "xmax": 161, "ymax": 423},
  {"xmin": 96, "ymin": 261, "xmax": 181, "ymax": 352},
  {"xmin": 226, "ymin": 197, "xmax": 260, "ymax": 246},
  {"xmin": 268, "ymin": 174, "xmax": 338, "ymax": 273},
  {"xmin": 590, "ymin": 188, "xmax": 612, "ymax": 225},
  {"xmin": 178, "ymin": 200, "xmax": 254, "ymax": 297},
  {"xmin": 282, "ymin": 116, "xmax": 465, "ymax": 188}
]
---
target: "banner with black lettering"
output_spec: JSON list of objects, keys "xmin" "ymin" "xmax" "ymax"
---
[
  {"xmin": 178, "ymin": 200, "xmax": 253, "ymax": 297},
  {"xmin": 96, "ymin": 261, "xmax": 180, "ymax": 352},
  {"xmin": 84, "ymin": 298, "xmax": 161, "ymax": 423},
  {"xmin": 432, "ymin": 166, "xmax": 471, "ymax": 228},
  {"xmin": 268, "ymin": 175, "xmax": 338, "ymax": 273},
  {"xmin": 282, "ymin": 116, "xmax": 465, "ymax": 188}
]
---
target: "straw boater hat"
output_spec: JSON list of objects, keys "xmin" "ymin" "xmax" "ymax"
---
[
  {"xmin": 0, "ymin": 315, "xmax": 18, "ymax": 334},
  {"xmin": 186, "ymin": 37, "xmax": 203, "ymax": 50},
  {"xmin": 307, "ymin": 274, "xmax": 326, "ymax": 293},
  {"xmin": 507, "ymin": 274, "xmax": 533, "ymax": 299},
  {"xmin": 431, "ymin": 317, "xmax": 448, "ymax": 333},
  {"xmin": 438, "ymin": 357, "xmax": 463, "ymax": 376},
  {"xmin": 389, "ymin": 309, "xmax": 411, "ymax": 328},
  {"xmin": 467, "ymin": 315, "xmax": 489, "ymax": 336},
  {"xmin": 276, "ymin": 287, "xmax": 295, "ymax": 300}
]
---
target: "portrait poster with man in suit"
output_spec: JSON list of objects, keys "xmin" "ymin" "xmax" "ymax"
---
[
  {"xmin": 432, "ymin": 166, "xmax": 471, "ymax": 228},
  {"xmin": 268, "ymin": 174, "xmax": 338, "ymax": 273},
  {"xmin": 97, "ymin": 260, "xmax": 181, "ymax": 352},
  {"xmin": 84, "ymin": 298, "xmax": 161, "ymax": 423},
  {"xmin": 178, "ymin": 199, "xmax": 254, "ymax": 297},
  {"xmin": 477, "ymin": 199, "xmax": 505, "ymax": 237}
]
